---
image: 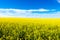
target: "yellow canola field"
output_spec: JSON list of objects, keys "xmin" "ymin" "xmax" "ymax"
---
[
  {"xmin": 0, "ymin": 18, "xmax": 60, "ymax": 25},
  {"xmin": 0, "ymin": 18, "xmax": 60, "ymax": 40}
]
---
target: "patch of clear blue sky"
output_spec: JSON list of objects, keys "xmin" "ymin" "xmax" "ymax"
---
[{"xmin": 0, "ymin": 0, "xmax": 60, "ymax": 11}]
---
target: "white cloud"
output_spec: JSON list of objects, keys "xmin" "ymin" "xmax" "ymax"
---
[
  {"xmin": 26, "ymin": 8, "xmax": 55, "ymax": 12},
  {"xmin": 0, "ymin": 8, "xmax": 60, "ymax": 18},
  {"xmin": 37, "ymin": 8, "xmax": 50, "ymax": 12},
  {"xmin": 57, "ymin": 0, "xmax": 60, "ymax": 3}
]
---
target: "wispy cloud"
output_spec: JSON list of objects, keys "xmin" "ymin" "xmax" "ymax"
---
[
  {"xmin": 57, "ymin": 0, "xmax": 60, "ymax": 3},
  {"xmin": 28, "ymin": 8, "xmax": 55, "ymax": 12},
  {"xmin": 0, "ymin": 8, "xmax": 59, "ymax": 18}
]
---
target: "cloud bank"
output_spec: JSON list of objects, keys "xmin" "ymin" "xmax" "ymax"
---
[{"xmin": 0, "ymin": 8, "xmax": 60, "ymax": 18}]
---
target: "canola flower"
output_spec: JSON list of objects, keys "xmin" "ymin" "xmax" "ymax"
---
[{"xmin": 0, "ymin": 18, "xmax": 60, "ymax": 40}]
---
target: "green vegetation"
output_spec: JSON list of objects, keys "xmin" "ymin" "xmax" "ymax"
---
[{"xmin": 0, "ymin": 22, "xmax": 60, "ymax": 40}]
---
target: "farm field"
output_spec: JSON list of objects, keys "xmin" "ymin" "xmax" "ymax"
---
[{"xmin": 0, "ymin": 18, "xmax": 60, "ymax": 40}]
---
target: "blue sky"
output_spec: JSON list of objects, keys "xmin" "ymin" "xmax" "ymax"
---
[
  {"xmin": 0, "ymin": 0, "xmax": 60, "ymax": 18},
  {"xmin": 0, "ymin": 0, "xmax": 60, "ymax": 10}
]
